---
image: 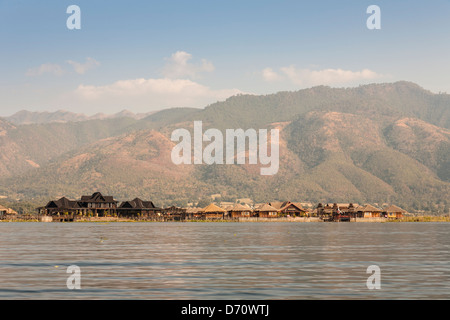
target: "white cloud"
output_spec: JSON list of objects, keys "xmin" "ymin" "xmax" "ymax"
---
[
  {"xmin": 262, "ymin": 66, "xmax": 384, "ymax": 86},
  {"xmin": 26, "ymin": 58, "xmax": 100, "ymax": 77},
  {"xmin": 261, "ymin": 68, "xmax": 282, "ymax": 82},
  {"xmin": 66, "ymin": 57, "xmax": 100, "ymax": 74},
  {"xmin": 162, "ymin": 51, "xmax": 214, "ymax": 79},
  {"xmin": 72, "ymin": 77, "xmax": 244, "ymax": 110},
  {"xmin": 26, "ymin": 63, "xmax": 65, "ymax": 77}
]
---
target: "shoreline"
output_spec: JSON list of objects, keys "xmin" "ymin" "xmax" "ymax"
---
[{"xmin": 1, "ymin": 216, "xmax": 450, "ymax": 223}]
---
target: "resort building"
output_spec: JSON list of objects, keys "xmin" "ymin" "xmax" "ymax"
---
[
  {"xmin": 118, "ymin": 198, "xmax": 161, "ymax": 218},
  {"xmin": 269, "ymin": 201, "xmax": 308, "ymax": 217},
  {"xmin": 35, "ymin": 192, "xmax": 411, "ymax": 222},
  {"xmin": 254, "ymin": 203, "xmax": 278, "ymax": 218},
  {"xmin": 228, "ymin": 203, "xmax": 253, "ymax": 218},
  {"xmin": 385, "ymin": 205, "xmax": 407, "ymax": 219},
  {"xmin": 0, "ymin": 204, "xmax": 17, "ymax": 219},
  {"xmin": 38, "ymin": 192, "xmax": 145, "ymax": 218},
  {"xmin": 356, "ymin": 204, "xmax": 383, "ymax": 218},
  {"xmin": 201, "ymin": 203, "xmax": 227, "ymax": 219},
  {"xmin": 317, "ymin": 203, "xmax": 357, "ymax": 221}
]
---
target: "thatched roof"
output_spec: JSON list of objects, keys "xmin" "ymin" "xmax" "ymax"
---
[
  {"xmin": 292, "ymin": 202, "xmax": 306, "ymax": 210},
  {"xmin": 0, "ymin": 204, "xmax": 17, "ymax": 215},
  {"xmin": 269, "ymin": 201, "xmax": 306, "ymax": 212},
  {"xmin": 254, "ymin": 203, "xmax": 277, "ymax": 212},
  {"xmin": 229, "ymin": 203, "xmax": 251, "ymax": 212},
  {"xmin": 385, "ymin": 204, "xmax": 407, "ymax": 213},
  {"xmin": 202, "ymin": 203, "xmax": 226, "ymax": 213},
  {"xmin": 269, "ymin": 201, "xmax": 287, "ymax": 210},
  {"xmin": 358, "ymin": 204, "xmax": 383, "ymax": 212}
]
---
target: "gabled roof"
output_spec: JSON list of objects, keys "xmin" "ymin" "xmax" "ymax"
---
[
  {"xmin": 119, "ymin": 198, "xmax": 157, "ymax": 209},
  {"xmin": 46, "ymin": 197, "xmax": 80, "ymax": 209},
  {"xmin": 269, "ymin": 201, "xmax": 288, "ymax": 210},
  {"xmin": 270, "ymin": 201, "xmax": 306, "ymax": 212},
  {"xmin": 202, "ymin": 203, "xmax": 226, "ymax": 213},
  {"xmin": 385, "ymin": 205, "xmax": 407, "ymax": 213},
  {"xmin": 292, "ymin": 202, "xmax": 307, "ymax": 210},
  {"xmin": 80, "ymin": 192, "xmax": 116, "ymax": 203}
]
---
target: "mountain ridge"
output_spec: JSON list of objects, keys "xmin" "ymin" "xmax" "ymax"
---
[{"xmin": 0, "ymin": 81, "xmax": 448, "ymax": 212}]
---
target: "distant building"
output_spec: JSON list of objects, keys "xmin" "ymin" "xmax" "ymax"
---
[
  {"xmin": 37, "ymin": 192, "xmax": 118, "ymax": 217},
  {"xmin": 356, "ymin": 204, "xmax": 383, "ymax": 218},
  {"xmin": 384, "ymin": 205, "xmax": 407, "ymax": 219},
  {"xmin": 0, "ymin": 204, "xmax": 17, "ymax": 219},
  {"xmin": 254, "ymin": 203, "xmax": 278, "ymax": 218},
  {"xmin": 201, "ymin": 203, "xmax": 226, "ymax": 219},
  {"xmin": 118, "ymin": 198, "xmax": 161, "ymax": 218},
  {"xmin": 269, "ymin": 201, "xmax": 307, "ymax": 217},
  {"xmin": 317, "ymin": 203, "xmax": 357, "ymax": 221},
  {"xmin": 228, "ymin": 203, "xmax": 253, "ymax": 218}
]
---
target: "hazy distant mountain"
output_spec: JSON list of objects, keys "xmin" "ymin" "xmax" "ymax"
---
[
  {"xmin": 4, "ymin": 109, "xmax": 157, "ymax": 125},
  {"xmin": 0, "ymin": 82, "xmax": 449, "ymax": 211}
]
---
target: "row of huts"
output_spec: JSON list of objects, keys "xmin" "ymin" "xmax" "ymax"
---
[{"xmin": 35, "ymin": 192, "xmax": 407, "ymax": 222}]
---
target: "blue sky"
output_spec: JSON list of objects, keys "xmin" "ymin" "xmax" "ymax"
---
[{"xmin": 0, "ymin": 0, "xmax": 449, "ymax": 116}]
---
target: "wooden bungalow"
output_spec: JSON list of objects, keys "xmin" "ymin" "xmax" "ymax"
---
[
  {"xmin": 79, "ymin": 192, "xmax": 118, "ymax": 216},
  {"xmin": 201, "ymin": 203, "xmax": 226, "ymax": 220},
  {"xmin": 254, "ymin": 203, "xmax": 278, "ymax": 218},
  {"xmin": 269, "ymin": 201, "xmax": 307, "ymax": 217},
  {"xmin": 317, "ymin": 203, "xmax": 333, "ymax": 221},
  {"xmin": 162, "ymin": 206, "xmax": 186, "ymax": 221},
  {"xmin": 118, "ymin": 198, "xmax": 161, "ymax": 219},
  {"xmin": 317, "ymin": 203, "xmax": 356, "ymax": 221},
  {"xmin": 37, "ymin": 192, "xmax": 118, "ymax": 218},
  {"xmin": 228, "ymin": 203, "xmax": 253, "ymax": 218},
  {"xmin": 185, "ymin": 208, "xmax": 203, "ymax": 220},
  {"xmin": 356, "ymin": 204, "xmax": 383, "ymax": 218},
  {"xmin": 384, "ymin": 205, "xmax": 407, "ymax": 219},
  {"xmin": 0, "ymin": 204, "xmax": 17, "ymax": 220},
  {"xmin": 38, "ymin": 197, "xmax": 82, "ymax": 216}
]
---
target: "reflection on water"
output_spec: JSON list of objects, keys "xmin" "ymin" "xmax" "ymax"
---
[{"xmin": 0, "ymin": 222, "xmax": 449, "ymax": 299}]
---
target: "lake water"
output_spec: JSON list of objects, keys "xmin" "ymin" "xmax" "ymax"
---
[{"xmin": 0, "ymin": 222, "xmax": 449, "ymax": 300}]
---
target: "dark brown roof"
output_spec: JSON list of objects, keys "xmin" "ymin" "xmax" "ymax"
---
[
  {"xmin": 119, "ymin": 198, "xmax": 157, "ymax": 209},
  {"xmin": 46, "ymin": 197, "xmax": 81, "ymax": 209},
  {"xmin": 80, "ymin": 192, "xmax": 116, "ymax": 203}
]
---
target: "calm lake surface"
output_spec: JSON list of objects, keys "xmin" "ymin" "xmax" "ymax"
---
[{"xmin": 0, "ymin": 222, "xmax": 449, "ymax": 299}]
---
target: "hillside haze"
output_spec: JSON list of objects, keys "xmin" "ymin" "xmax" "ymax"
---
[{"xmin": 0, "ymin": 81, "xmax": 449, "ymax": 211}]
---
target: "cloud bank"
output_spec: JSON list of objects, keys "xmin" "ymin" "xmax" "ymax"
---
[
  {"xmin": 73, "ymin": 77, "xmax": 244, "ymax": 110},
  {"xmin": 262, "ymin": 66, "xmax": 384, "ymax": 86},
  {"xmin": 68, "ymin": 52, "xmax": 243, "ymax": 111}
]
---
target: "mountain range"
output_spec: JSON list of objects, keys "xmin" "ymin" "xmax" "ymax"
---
[
  {"xmin": 0, "ymin": 81, "xmax": 449, "ymax": 212},
  {"xmin": 3, "ymin": 109, "xmax": 158, "ymax": 125}
]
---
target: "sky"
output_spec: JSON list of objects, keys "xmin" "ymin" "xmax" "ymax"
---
[{"xmin": 0, "ymin": 0, "xmax": 449, "ymax": 116}]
